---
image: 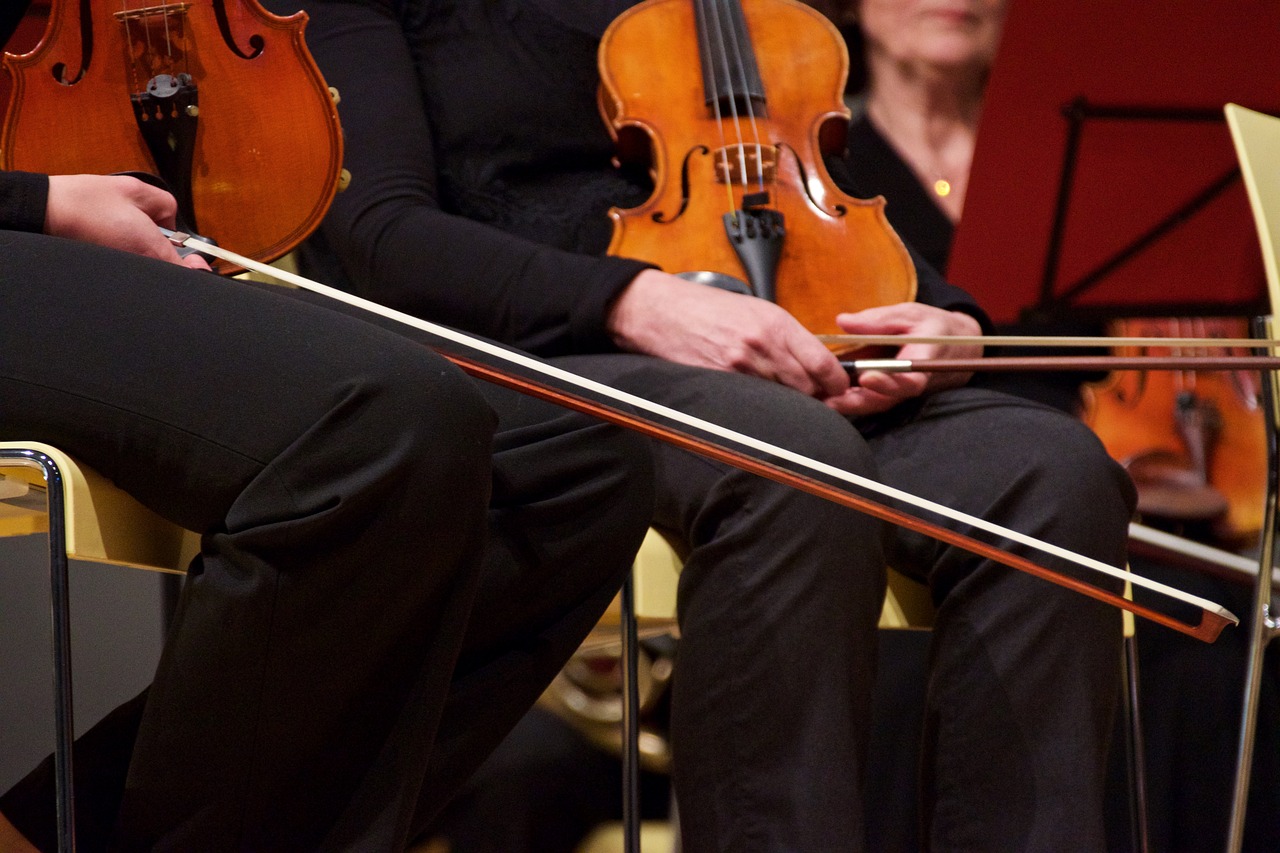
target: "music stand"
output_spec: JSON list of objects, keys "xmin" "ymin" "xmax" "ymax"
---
[
  {"xmin": 948, "ymin": 0, "xmax": 1280, "ymax": 326},
  {"xmin": 948, "ymin": 5, "xmax": 1280, "ymax": 853}
]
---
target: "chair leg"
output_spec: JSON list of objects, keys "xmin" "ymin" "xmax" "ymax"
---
[
  {"xmin": 1121, "ymin": 633, "xmax": 1149, "ymax": 853},
  {"xmin": 620, "ymin": 572, "xmax": 641, "ymax": 853},
  {"xmin": 1226, "ymin": 331, "xmax": 1280, "ymax": 853},
  {"xmin": 1225, "ymin": 579, "xmax": 1278, "ymax": 853},
  {"xmin": 2, "ymin": 448, "xmax": 78, "ymax": 853}
]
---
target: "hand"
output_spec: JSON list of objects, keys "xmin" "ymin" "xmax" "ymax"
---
[
  {"xmin": 828, "ymin": 302, "xmax": 983, "ymax": 416},
  {"xmin": 44, "ymin": 174, "xmax": 211, "ymax": 270},
  {"xmin": 607, "ymin": 269, "xmax": 851, "ymax": 400}
]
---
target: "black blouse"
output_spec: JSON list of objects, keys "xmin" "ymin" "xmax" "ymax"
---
[
  {"xmin": 839, "ymin": 115, "xmax": 956, "ymax": 275},
  {"xmin": 272, "ymin": 0, "xmax": 990, "ymax": 357},
  {"xmin": 0, "ymin": 171, "xmax": 48, "ymax": 233}
]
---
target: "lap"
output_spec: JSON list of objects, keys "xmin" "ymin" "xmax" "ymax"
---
[{"xmin": 0, "ymin": 233, "xmax": 485, "ymax": 531}]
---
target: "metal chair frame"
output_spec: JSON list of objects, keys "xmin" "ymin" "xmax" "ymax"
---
[
  {"xmin": 1225, "ymin": 103, "xmax": 1280, "ymax": 853},
  {"xmin": 2, "ymin": 447, "xmax": 77, "ymax": 852},
  {"xmin": 1, "ymin": 442, "xmax": 195, "ymax": 853}
]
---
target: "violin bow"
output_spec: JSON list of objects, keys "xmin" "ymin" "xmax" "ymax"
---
[
  {"xmin": 163, "ymin": 229, "xmax": 1239, "ymax": 643},
  {"xmin": 819, "ymin": 332, "xmax": 1280, "ymax": 375},
  {"xmin": 819, "ymin": 332, "xmax": 1280, "ymax": 374},
  {"xmin": 820, "ymin": 333, "xmax": 1280, "ymax": 349},
  {"xmin": 845, "ymin": 355, "xmax": 1280, "ymax": 373}
]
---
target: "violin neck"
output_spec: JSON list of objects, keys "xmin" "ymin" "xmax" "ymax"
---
[{"xmin": 693, "ymin": 0, "xmax": 765, "ymax": 115}]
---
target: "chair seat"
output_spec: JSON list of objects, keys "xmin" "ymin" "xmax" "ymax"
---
[
  {"xmin": 0, "ymin": 441, "xmax": 198, "ymax": 572},
  {"xmin": 585, "ymin": 526, "xmax": 936, "ymax": 653}
]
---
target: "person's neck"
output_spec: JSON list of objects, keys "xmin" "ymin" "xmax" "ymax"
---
[{"xmin": 863, "ymin": 56, "xmax": 986, "ymax": 222}]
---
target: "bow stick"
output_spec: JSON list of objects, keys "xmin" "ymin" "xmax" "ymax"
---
[
  {"xmin": 819, "ymin": 333, "xmax": 1280, "ymax": 349},
  {"xmin": 845, "ymin": 356, "xmax": 1280, "ymax": 373},
  {"xmin": 823, "ymin": 332, "xmax": 1280, "ymax": 375},
  {"xmin": 163, "ymin": 229, "xmax": 1238, "ymax": 643}
]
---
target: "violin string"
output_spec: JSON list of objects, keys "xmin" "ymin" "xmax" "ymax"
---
[
  {"xmin": 1177, "ymin": 317, "xmax": 1191, "ymax": 392},
  {"xmin": 718, "ymin": 0, "xmax": 767, "ymax": 196},
  {"xmin": 140, "ymin": 1, "xmax": 153, "ymax": 62},
  {"xmin": 162, "ymin": 2, "xmax": 173, "ymax": 62},
  {"xmin": 706, "ymin": 0, "xmax": 744, "ymax": 184},
  {"xmin": 1188, "ymin": 317, "xmax": 1203, "ymax": 391},
  {"xmin": 703, "ymin": 1, "xmax": 750, "ymax": 197},
  {"xmin": 694, "ymin": 0, "xmax": 738, "ymax": 216},
  {"xmin": 165, "ymin": 229, "xmax": 1233, "ymax": 624},
  {"xmin": 120, "ymin": 1, "xmax": 140, "ymax": 98}
]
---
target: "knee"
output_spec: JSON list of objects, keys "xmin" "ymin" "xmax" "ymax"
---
[
  {"xmin": 358, "ymin": 346, "xmax": 496, "ymax": 473},
  {"xmin": 995, "ymin": 406, "xmax": 1136, "ymax": 519},
  {"xmin": 711, "ymin": 375, "xmax": 878, "ymax": 478},
  {"xmin": 565, "ymin": 415, "xmax": 655, "ymax": 541}
]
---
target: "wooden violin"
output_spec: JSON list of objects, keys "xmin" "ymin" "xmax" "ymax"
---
[
  {"xmin": 1082, "ymin": 316, "xmax": 1267, "ymax": 548},
  {"xmin": 598, "ymin": 0, "xmax": 915, "ymax": 343},
  {"xmin": 1, "ymin": 0, "xmax": 343, "ymax": 271}
]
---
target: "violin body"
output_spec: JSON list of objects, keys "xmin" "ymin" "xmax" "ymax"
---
[
  {"xmin": 598, "ymin": 0, "xmax": 915, "ymax": 338},
  {"xmin": 1081, "ymin": 317, "xmax": 1265, "ymax": 546},
  {"xmin": 1, "ymin": 0, "xmax": 343, "ymax": 270}
]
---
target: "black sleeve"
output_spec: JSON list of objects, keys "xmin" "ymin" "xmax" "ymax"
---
[
  {"xmin": 0, "ymin": 1, "xmax": 29, "ymax": 49},
  {"xmin": 278, "ymin": 0, "xmax": 651, "ymax": 357},
  {"xmin": 0, "ymin": 170, "xmax": 48, "ymax": 233}
]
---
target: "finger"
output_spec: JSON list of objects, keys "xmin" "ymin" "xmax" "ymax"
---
[
  {"xmin": 124, "ymin": 178, "xmax": 181, "ymax": 228},
  {"xmin": 835, "ymin": 304, "xmax": 920, "ymax": 334},
  {"xmin": 857, "ymin": 369, "xmax": 928, "ymax": 399},
  {"xmin": 126, "ymin": 227, "xmax": 196, "ymax": 267},
  {"xmin": 760, "ymin": 328, "xmax": 849, "ymax": 399},
  {"xmin": 825, "ymin": 385, "xmax": 897, "ymax": 417},
  {"xmin": 794, "ymin": 343, "xmax": 851, "ymax": 399}
]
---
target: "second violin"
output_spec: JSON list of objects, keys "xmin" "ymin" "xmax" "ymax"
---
[{"xmin": 598, "ymin": 0, "xmax": 916, "ymax": 340}]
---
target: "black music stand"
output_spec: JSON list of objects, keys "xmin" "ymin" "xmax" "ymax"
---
[
  {"xmin": 947, "ymin": 4, "xmax": 1280, "ymax": 853},
  {"xmin": 948, "ymin": 0, "xmax": 1280, "ymax": 326}
]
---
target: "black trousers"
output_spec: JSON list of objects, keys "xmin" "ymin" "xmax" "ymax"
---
[
  {"xmin": 558, "ymin": 354, "xmax": 1137, "ymax": 853},
  {"xmin": 0, "ymin": 232, "xmax": 653, "ymax": 851}
]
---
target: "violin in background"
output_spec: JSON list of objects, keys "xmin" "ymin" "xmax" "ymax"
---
[
  {"xmin": 1081, "ymin": 316, "xmax": 1266, "ymax": 549},
  {"xmin": 1, "ymin": 0, "xmax": 343, "ymax": 271}
]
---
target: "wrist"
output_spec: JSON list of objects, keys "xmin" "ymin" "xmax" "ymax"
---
[{"xmin": 606, "ymin": 269, "xmax": 666, "ymax": 352}]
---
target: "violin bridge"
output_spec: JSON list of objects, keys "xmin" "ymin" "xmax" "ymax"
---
[
  {"xmin": 113, "ymin": 3, "xmax": 192, "ymax": 24},
  {"xmin": 713, "ymin": 144, "xmax": 777, "ymax": 186}
]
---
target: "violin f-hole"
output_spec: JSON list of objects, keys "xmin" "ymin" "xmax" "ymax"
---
[
  {"xmin": 778, "ymin": 142, "xmax": 847, "ymax": 219},
  {"xmin": 49, "ymin": 0, "xmax": 93, "ymax": 85},
  {"xmin": 213, "ymin": 0, "xmax": 265, "ymax": 60}
]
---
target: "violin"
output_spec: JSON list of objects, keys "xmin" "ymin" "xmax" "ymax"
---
[
  {"xmin": 1081, "ymin": 316, "xmax": 1266, "ymax": 548},
  {"xmin": 597, "ymin": 0, "xmax": 915, "ymax": 343},
  {"xmin": 1, "ymin": 0, "xmax": 343, "ymax": 271}
]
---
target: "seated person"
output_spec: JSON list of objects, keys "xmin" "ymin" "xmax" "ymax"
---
[
  {"xmin": 0, "ymin": 167, "xmax": 652, "ymax": 850},
  {"xmin": 280, "ymin": 2, "xmax": 1139, "ymax": 850}
]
